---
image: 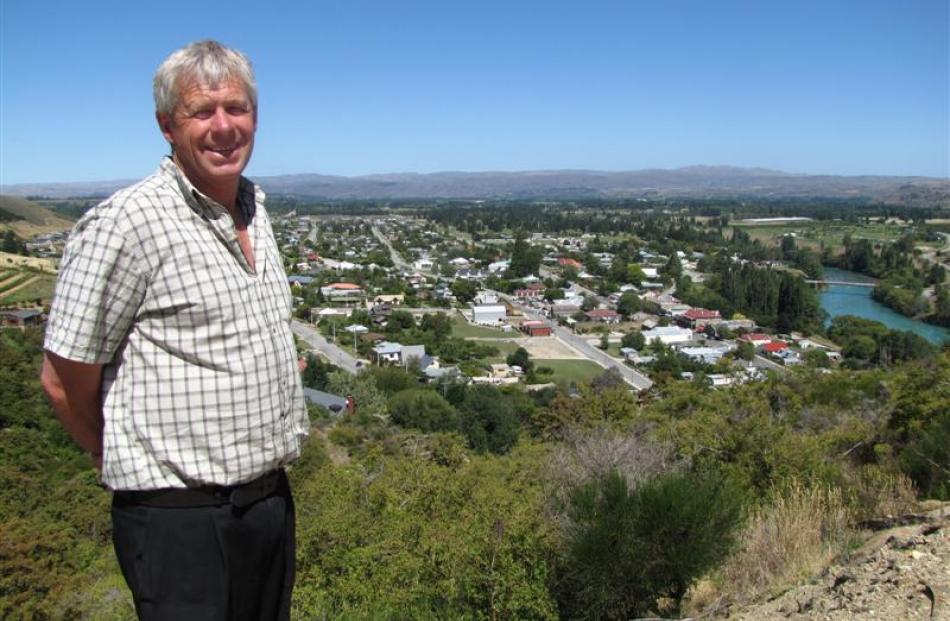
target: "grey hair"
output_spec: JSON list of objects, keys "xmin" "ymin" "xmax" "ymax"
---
[{"xmin": 153, "ymin": 40, "xmax": 257, "ymax": 116}]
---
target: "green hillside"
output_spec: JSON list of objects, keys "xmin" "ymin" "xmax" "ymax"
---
[{"xmin": 0, "ymin": 196, "xmax": 74, "ymax": 236}]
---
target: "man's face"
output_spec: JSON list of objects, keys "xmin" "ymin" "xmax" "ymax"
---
[{"xmin": 157, "ymin": 78, "xmax": 256, "ymax": 198}]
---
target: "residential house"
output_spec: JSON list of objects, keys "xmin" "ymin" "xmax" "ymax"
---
[
  {"xmin": 678, "ymin": 308, "xmax": 722, "ymax": 329},
  {"xmin": 584, "ymin": 309, "xmax": 622, "ymax": 324},
  {"xmin": 549, "ymin": 300, "xmax": 583, "ymax": 318},
  {"xmin": 287, "ymin": 275, "xmax": 314, "ymax": 287},
  {"xmin": 0, "ymin": 309, "xmax": 43, "ymax": 328},
  {"xmin": 707, "ymin": 374, "xmax": 735, "ymax": 388},
  {"xmin": 320, "ymin": 282, "xmax": 365, "ymax": 305},
  {"xmin": 762, "ymin": 341, "xmax": 789, "ymax": 355},
  {"xmin": 739, "ymin": 332, "xmax": 773, "ymax": 346},
  {"xmin": 487, "ymin": 260, "xmax": 510, "ymax": 274},
  {"xmin": 370, "ymin": 341, "xmax": 426, "ymax": 366},
  {"xmin": 413, "ymin": 257, "xmax": 434, "ymax": 271},
  {"xmin": 371, "ymin": 341, "xmax": 402, "ymax": 364},
  {"xmin": 456, "ymin": 268, "xmax": 488, "ymax": 281},
  {"xmin": 679, "ymin": 346, "xmax": 725, "ymax": 365},
  {"xmin": 372, "ymin": 293, "xmax": 405, "ymax": 306}
]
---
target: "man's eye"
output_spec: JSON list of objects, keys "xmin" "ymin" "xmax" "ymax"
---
[
  {"xmin": 192, "ymin": 110, "xmax": 213, "ymax": 120},
  {"xmin": 227, "ymin": 106, "xmax": 249, "ymax": 115}
]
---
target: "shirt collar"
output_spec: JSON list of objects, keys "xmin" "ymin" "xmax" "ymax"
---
[{"xmin": 160, "ymin": 156, "xmax": 262, "ymax": 224}]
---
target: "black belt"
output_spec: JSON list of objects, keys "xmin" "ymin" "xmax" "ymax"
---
[{"xmin": 114, "ymin": 469, "xmax": 285, "ymax": 509}]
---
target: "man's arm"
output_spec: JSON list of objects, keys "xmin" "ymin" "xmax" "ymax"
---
[{"xmin": 40, "ymin": 351, "xmax": 105, "ymax": 468}]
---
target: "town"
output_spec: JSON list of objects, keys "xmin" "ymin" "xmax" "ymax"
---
[
  {"xmin": 1, "ymin": 195, "xmax": 948, "ymax": 620},
  {"xmin": 259, "ymin": 203, "xmax": 946, "ymax": 411}
]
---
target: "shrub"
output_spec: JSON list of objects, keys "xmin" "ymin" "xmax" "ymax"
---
[{"xmin": 557, "ymin": 469, "xmax": 743, "ymax": 619}]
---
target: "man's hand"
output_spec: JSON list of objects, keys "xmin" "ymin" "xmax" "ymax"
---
[{"xmin": 40, "ymin": 351, "xmax": 105, "ymax": 467}]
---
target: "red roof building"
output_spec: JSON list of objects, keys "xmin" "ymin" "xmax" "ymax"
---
[
  {"xmin": 683, "ymin": 308, "xmax": 721, "ymax": 321},
  {"xmin": 521, "ymin": 320, "xmax": 552, "ymax": 337},
  {"xmin": 763, "ymin": 341, "xmax": 789, "ymax": 354},
  {"xmin": 557, "ymin": 257, "xmax": 583, "ymax": 269}
]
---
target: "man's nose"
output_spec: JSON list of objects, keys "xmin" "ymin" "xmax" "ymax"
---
[{"xmin": 210, "ymin": 107, "xmax": 233, "ymax": 132}]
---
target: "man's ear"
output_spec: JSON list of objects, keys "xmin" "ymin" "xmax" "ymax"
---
[{"xmin": 156, "ymin": 111, "xmax": 174, "ymax": 144}]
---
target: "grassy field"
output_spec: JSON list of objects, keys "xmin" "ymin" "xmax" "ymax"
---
[
  {"xmin": 533, "ymin": 359, "xmax": 605, "ymax": 385},
  {"xmin": 0, "ymin": 273, "xmax": 56, "ymax": 306},
  {"xmin": 451, "ymin": 317, "xmax": 512, "ymax": 338},
  {"xmin": 482, "ymin": 340, "xmax": 522, "ymax": 364},
  {"xmin": 0, "ymin": 252, "xmax": 59, "ymax": 273},
  {"xmin": 729, "ymin": 221, "xmax": 909, "ymax": 251}
]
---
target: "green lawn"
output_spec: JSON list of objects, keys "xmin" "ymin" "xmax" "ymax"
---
[
  {"xmin": 451, "ymin": 317, "xmax": 512, "ymax": 338},
  {"xmin": 533, "ymin": 359, "xmax": 605, "ymax": 385}
]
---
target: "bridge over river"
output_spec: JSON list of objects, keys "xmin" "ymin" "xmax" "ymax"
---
[{"xmin": 805, "ymin": 279, "xmax": 876, "ymax": 288}]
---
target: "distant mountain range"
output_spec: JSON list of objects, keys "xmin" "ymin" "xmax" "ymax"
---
[{"xmin": 3, "ymin": 166, "xmax": 948, "ymax": 205}]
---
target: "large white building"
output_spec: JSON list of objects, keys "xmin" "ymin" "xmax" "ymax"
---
[
  {"xmin": 641, "ymin": 326, "xmax": 694, "ymax": 346},
  {"xmin": 472, "ymin": 305, "xmax": 507, "ymax": 325}
]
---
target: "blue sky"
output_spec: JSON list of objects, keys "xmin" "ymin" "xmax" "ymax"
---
[{"xmin": 1, "ymin": 0, "xmax": 947, "ymax": 184}]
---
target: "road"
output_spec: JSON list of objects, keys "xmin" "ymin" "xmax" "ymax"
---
[
  {"xmin": 371, "ymin": 223, "xmax": 411, "ymax": 272},
  {"xmin": 291, "ymin": 319, "xmax": 360, "ymax": 374},
  {"xmin": 552, "ymin": 324, "xmax": 654, "ymax": 391}
]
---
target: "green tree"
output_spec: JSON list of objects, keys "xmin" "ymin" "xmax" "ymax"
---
[
  {"xmin": 506, "ymin": 347, "xmax": 534, "ymax": 374},
  {"xmin": 450, "ymin": 279, "xmax": 478, "ymax": 304},
  {"xmin": 664, "ymin": 253, "xmax": 682, "ymax": 281},
  {"xmin": 459, "ymin": 385, "xmax": 521, "ymax": 455},
  {"xmin": 621, "ymin": 330, "xmax": 646, "ymax": 351},
  {"xmin": 419, "ymin": 312, "xmax": 452, "ymax": 339},
  {"xmin": 507, "ymin": 229, "xmax": 543, "ymax": 278},
  {"xmin": 616, "ymin": 291, "xmax": 641, "ymax": 318},
  {"xmin": 389, "ymin": 389, "xmax": 459, "ymax": 433},
  {"xmin": 386, "ymin": 309, "xmax": 415, "ymax": 333}
]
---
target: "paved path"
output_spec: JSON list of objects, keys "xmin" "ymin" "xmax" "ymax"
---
[{"xmin": 291, "ymin": 319, "xmax": 360, "ymax": 375}]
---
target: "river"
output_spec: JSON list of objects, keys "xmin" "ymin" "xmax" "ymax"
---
[{"xmin": 820, "ymin": 267, "xmax": 949, "ymax": 345}]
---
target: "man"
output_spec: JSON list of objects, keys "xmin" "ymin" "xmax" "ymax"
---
[{"xmin": 40, "ymin": 40, "xmax": 309, "ymax": 620}]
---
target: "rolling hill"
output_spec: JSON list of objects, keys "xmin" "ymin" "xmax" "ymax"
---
[{"xmin": 0, "ymin": 196, "xmax": 75, "ymax": 237}]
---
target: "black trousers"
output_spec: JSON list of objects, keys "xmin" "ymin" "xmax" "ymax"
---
[{"xmin": 111, "ymin": 473, "xmax": 296, "ymax": 621}]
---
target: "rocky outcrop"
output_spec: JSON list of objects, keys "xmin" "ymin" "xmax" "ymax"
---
[{"xmin": 734, "ymin": 504, "xmax": 948, "ymax": 620}]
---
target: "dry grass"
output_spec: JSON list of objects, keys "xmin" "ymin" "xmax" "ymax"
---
[
  {"xmin": 844, "ymin": 466, "xmax": 917, "ymax": 521},
  {"xmin": 685, "ymin": 482, "xmax": 853, "ymax": 615},
  {"xmin": 0, "ymin": 252, "xmax": 59, "ymax": 273}
]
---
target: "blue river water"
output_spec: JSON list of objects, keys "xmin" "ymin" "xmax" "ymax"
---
[{"xmin": 820, "ymin": 267, "xmax": 949, "ymax": 345}]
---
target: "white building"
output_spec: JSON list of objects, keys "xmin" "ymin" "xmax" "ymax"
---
[
  {"xmin": 641, "ymin": 326, "xmax": 694, "ymax": 346},
  {"xmin": 473, "ymin": 305, "xmax": 506, "ymax": 325},
  {"xmin": 413, "ymin": 258, "xmax": 434, "ymax": 271}
]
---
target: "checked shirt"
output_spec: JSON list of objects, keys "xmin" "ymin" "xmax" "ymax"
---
[{"xmin": 44, "ymin": 158, "xmax": 309, "ymax": 490}]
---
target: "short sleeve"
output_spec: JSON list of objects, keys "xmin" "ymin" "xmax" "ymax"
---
[{"xmin": 44, "ymin": 208, "xmax": 147, "ymax": 364}]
